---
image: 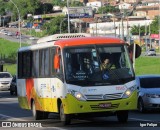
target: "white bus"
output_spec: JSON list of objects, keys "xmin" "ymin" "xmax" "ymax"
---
[{"xmin": 17, "ymin": 33, "xmax": 140, "ymax": 125}]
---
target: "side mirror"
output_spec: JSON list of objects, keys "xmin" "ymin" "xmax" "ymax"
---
[
  {"xmin": 128, "ymin": 44, "xmax": 142, "ymax": 61},
  {"xmin": 54, "ymin": 54, "xmax": 60, "ymax": 70}
]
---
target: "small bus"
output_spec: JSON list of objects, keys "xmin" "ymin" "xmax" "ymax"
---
[{"xmin": 17, "ymin": 33, "xmax": 140, "ymax": 125}]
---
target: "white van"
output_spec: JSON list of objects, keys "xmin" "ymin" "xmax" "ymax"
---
[{"xmin": 0, "ymin": 72, "xmax": 13, "ymax": 91}]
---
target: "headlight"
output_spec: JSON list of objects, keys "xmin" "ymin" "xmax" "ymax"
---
[
  {"xmin": 68, "ymin": 90, "xmax": 86, "ymax": 101},
  {"xmin": 145, "ymin": 94, "xmax": 160, "ymax": 98},
  {"xmin": 122, "ymin": 85, "xmax": 137, "ymax": 98}
]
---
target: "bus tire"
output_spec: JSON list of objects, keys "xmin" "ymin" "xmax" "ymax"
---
[
  {"xmin": 117, "ymin": 110, "xmax": 128, "ymax": 123},
  {"xmin": 60, "ymin": 103, "xmax": 71, "ymax": 125},
  {"xmin": 42, "ymin": 112, "xmax": 49, "ymax": 119},
  {"xmin": 31, "ymin": 100, "xmax": 42, "ymax": 120}
]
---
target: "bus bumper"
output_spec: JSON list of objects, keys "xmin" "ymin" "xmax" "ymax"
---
[{"xmin": 62, "ymin": 91, "xmax": 137, "ymax": 114}]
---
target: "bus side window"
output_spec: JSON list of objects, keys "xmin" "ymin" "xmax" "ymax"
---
[
  {"xmin": 39, "ymin": 49, "xmax": 50, "ymax": 77},
  {"xmin": 32, "ymin": 50, "xmax": 39, "ymax": 77}
]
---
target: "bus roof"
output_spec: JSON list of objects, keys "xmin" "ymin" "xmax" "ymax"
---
[
  {"xmin": 37, "ymin": 33, "xmax": 91, "ymax": 44},
  {"xmin": 55, "ymin": 36, "xmax": 125, "ymax": 48},
  {"xmin": 19, "ymin": 36, "xmax": 125, "ymax": 52}
]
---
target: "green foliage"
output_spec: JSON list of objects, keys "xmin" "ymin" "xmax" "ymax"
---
[
  {"xmin": 0, "ymin": 38, "xmax": 28, "ymax": 75},
  {"xmin": 135, "ymin": 56, "xmax": 160, "ymax": 75},
  {"xmin": 130, "ymin": 25, "xmax": 145, "ymax": 35},
  {"xmin": 52, "ymin": 0, "xmax": 83, "ymax": 7},
  {"xmin": 0, "ymin": 38, "xmax": 28, "ymax": 58},
  {"xmin": 41, "ymin": 16, "xmax": 69, "ymax": 35},
  {"xmin": 2, "ymin": 0, "xmax": 40, "ymax": 20},
  {"xmin": 150, "ymin": 16, "xmax": 160, "ymax": 34},
  {"xmin": 52, "ymin": 0, "xmax": 66, "ymax": 7},
  {"xmin": 97, "ymin": 6, "xmax": 119, "ymax": 14},
  {"xmin": 131, "ymin": 16, "xmax": 160, "ymax": 35},
  {"xmin": 0, "ymin": 1, "xmax": 8, "ymax": 15},
  {"xmin": 3, "ymin": 64, "xmax": 16, "ymax": 75}
]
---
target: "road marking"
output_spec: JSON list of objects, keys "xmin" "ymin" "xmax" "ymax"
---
[
  {"xmin": 129, "ymin": 118, "xmax": 160, "ymax": 123},
  {"xmin": 0, "ymin": 114, "xmax": 26, "ymax": 121}
]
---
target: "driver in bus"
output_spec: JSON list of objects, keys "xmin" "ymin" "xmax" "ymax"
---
[
  {"xmin": 100, "ymin": 58, "xmax": 111, "ymax": 71},
  {"xmin": 100, "ymin": 58, "xmax": 116, "ymax": 71}
]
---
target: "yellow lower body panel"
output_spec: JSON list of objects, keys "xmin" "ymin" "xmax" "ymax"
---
[
  {"xmin": 18, "ymin": 91, "xmax": 137, "ymax": 114},
  {"xmin": 18, "ymin": 96, "xmax": 58, "ymax": 112},
  {"xmin": 18, "ymin": 97, "xmax": 30, "ymax": 110},
  {"xmin": 62, "ymin": 91, "xmax": 138, "ymax": 114}
]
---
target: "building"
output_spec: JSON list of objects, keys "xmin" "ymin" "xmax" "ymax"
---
[{"xmin": 135, "ymin": 0, "xmax": 160, "ymax": 19}]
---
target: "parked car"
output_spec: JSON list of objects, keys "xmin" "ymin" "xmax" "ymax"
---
[
  {"xmin": 145, "ymin": 48, "xmax": 156, "ymax": 56},
  {"xmin": 0, "ymin": 72, "xmax": 13, "ymax": 91},
  {"xmin": 7, "ymin": 32, "xmax": 13, "ymax": 36},
  {"xmin": 136, "ymin": 75, "xmax": 160, "ymax": 112},
  {"xmin": 10, "ymin": 75, "xmax": 17, "ymax": 95}
]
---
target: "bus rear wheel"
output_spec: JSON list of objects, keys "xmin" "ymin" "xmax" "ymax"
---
[
  {"xmin": 32, "ymin": 100, "xmax": 42, "ymax": 120},
  {"xmin": 117, "ymin": 110, "xmax": 128, "ymax": 123},
  {"xmin": 60, "ymin": 103, "xmax": 71, "ymax": 125}
]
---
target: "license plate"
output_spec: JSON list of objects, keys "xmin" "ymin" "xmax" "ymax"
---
[{"xmin": 99, "ymin": 103, "xmax": 111, "ymax": 108}]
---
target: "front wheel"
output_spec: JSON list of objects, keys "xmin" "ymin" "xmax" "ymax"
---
[
  {"xmin": 117, "ymin": 110, "xmax": 128, "ymax": 123},
  {"xmin": 60, "ymin": 103, "xmax": 71, "ymax": 125}
]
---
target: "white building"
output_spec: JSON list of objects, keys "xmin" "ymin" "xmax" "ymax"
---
[
  {"xmin": 86, "ymin": 1, "xmax": 102, "ymax": 12},
  {"xmin": 118, "ymin": 3, "xmax": 132, "ymax": 10},
  {"xmin": 89, "ymin": 20, "xmax": 153, "ymax": 38}
]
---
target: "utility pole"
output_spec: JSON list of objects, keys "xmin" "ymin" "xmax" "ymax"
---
[
  {"xmin": 145, "ymin": 22, "xmax": 148, "ymax": 51},
  {"xmin": 0, "ymin": 15, "xmax": 1, "ymax": 27},
  {"xmin": 158, "ymin": 0, "xmax": 160, "ymax": 53},
  {"xmin": 149, "ymin": 24, "xmax": 151, "ymax": 48},
  {"xmin": 67, "ymin": 0, "xmax": 70, "ymax": 33},
  {"xmin": 138, "ymin": 24, "xmax": 141, "ymax": 46},
  {"xmin": 113, "ymin": 16, "xmax": 116, "ymax": 37}
]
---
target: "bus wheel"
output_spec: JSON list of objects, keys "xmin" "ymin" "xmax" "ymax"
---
[
  {"xmin": 42, "ymin": 112, "xmax": 49, "ymax": 119},
  {"xmin": 117, "ymin": 110, "xmax": 128, "ymax": 123},
  {"xmin": 32, "ymin": 101, "xmax": 41, "ymax": 120},
  {"xmin": 60, "ymin": 103, "xmax": 71, "ymax": 125}
]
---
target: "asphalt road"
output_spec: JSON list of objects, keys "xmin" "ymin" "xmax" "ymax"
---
[
  {"xmin": 0, "ymin": 27, "xmax": 38, "ymax": 45},
  {"xmin": 0, "ymin": 91, "xmax": 160, "ymax": 130}
]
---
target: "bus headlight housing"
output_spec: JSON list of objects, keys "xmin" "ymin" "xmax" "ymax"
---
[
  {"xmin": 122, "ymin": 85, "xmax": 137, "ymax": 98},
  {"xmin": 68, "ymin": 90, "xmax": 86, "ymax": 101}
]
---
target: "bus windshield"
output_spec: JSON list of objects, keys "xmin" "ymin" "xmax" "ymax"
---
[{"xmin": 64, "ymin": 45, "xmax": 134, "ymax": 86}]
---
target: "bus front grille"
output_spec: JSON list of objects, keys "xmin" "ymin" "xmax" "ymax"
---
[
  {"xmin": 85, "ymin": 93, "xmax": 123, "ymax": 101},
  {"xmin": 90, "ymin": 103, "xmax": 119, "ymax": 110},
  {"xmin": 103, "ymin": 93, "xmax": 122, "ymax": 100}
]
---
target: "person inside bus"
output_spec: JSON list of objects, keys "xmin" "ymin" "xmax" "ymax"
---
[
  {"xmin": 100, "ymin": 58, "xmax": 111, "ymax": 71},
  {"xmin": 100, "ymin": 57, "xmax": 116, "ymax": 71}
]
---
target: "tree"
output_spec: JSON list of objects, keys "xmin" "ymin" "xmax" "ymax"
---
[
  {"xmin": 52, "ymin": 0, "xmax": 83, "ymax": 7},
  {"xmin": 41, "ymin": 16, "xmax": 67, "ymax": 35},
  {"xmin": 130, "ymin": 25, "xmax": 145, "ymax": 35},
  {"xmin": 150, "ymin": 16, "xmax": 159, "ymax": 34},
  {"xmin": 0, "ymin": 1, "xmax": 8, "ymax": 15},
  {"xmin": 131, "ymin": 16, "xmax": 160, "ymax": 35},
  {"xmin": 52, "ymin": 0, "xmax": 66, "ymax": 7},
  {"xmin": 2, "ymin": 0, "xmax": 41, "ymax": 20},
  {"xmin": 97, "ymin": 6, "xmax": 119, "ymax": 14},
  {"xmin": 41, "ymin": 16, "xmax": 74, "ymax": 35}
]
